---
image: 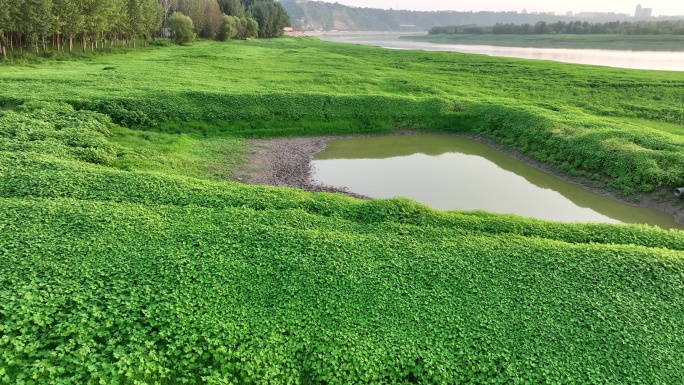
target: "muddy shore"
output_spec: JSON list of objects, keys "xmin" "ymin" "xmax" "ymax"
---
[
  {"xmin": 233, "ymin": 132, "xmax": 684, "ymax": 226},
  {"xmin": 233, "ymin": 136, "xmax": 369, "ymax": 199}
]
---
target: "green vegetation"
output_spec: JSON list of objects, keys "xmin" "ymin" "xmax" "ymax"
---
[
  {"xmin": 0, "ymin": 0, "xmax": 285, "ymax": 58},
  {"xmin": 402, "ymin": 33, "xmax": 684, "ymax": 51},
  {"xmin": 2, "ymin": 39, "xmax": 684, "ymax": 382},
  {"xmin": 110, "ymin": 126, "xmax": 244, "ymax": 180},
  {"xmin": 169, "ymin": 12, "xmax": 196, "ymax": 44},
  {"xmin": 430, "ymin": 20, "xmax": 684, "ymax": 36},
  {"xmin": 2, "ymin": 38, "xmax": 684, "ymax": 194},
  {"xmin": 281, "ymin": 0, "xmax": 684, "ymax": 32}
]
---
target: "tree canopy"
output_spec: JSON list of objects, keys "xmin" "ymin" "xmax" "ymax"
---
[
  {"xmin": 429, "ymin": 20, "xmax": 684, "ymax": 36},
  {"xmin": 0, "ymin": 0, "xmax": 290, "ymax": 57},
  {"xmin": 0, "ymin": 0, "xmax": 163, "ymax": 56}
]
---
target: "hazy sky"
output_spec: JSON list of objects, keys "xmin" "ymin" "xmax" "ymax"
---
[{"xmin": 316, "ymin": 1, "xmax": 684, "ymax": 16}]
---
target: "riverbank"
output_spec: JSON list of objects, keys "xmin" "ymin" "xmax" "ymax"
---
[
  {"xmin": 400, "ymin": 33, "xmax": 684, "ymax": 51},
  {"xmin": 236, "ymin": 132, "xmax": 684, "ymax": 227}
]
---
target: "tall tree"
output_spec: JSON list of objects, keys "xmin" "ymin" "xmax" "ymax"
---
[
  {"xmin": 201, "ymin": 0, "xmax": 222, "ymax": 39},
  {"xmin": 217, "ymin": 0, "xmax": 245, "ymax": 18},
  {"xmin": 0, "ymin": 0, "xmax": 9, "ymax": 57},
  {"xmin": 158, "ymin": 0, "xmax": 178, "ymax": 30},
  {"xmin": 53, "ymin": 0, "xmax": 84, "ymax": 54},
  {"xmin": 249, "ymin": 0, "xmax": 289, "ymax": 38}
]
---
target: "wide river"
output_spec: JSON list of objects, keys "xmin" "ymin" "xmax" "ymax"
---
[
  {"xmin": 317, "ymin": 33, "xmax": 684, "ymax": 71},
  {"xmin": 312, "ymin": 135, "xmax": 681, "ymax": 229}
]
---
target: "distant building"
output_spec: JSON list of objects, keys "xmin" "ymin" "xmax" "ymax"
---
[{"xmin": 635, "ymin": 4, "xmax": 653, "ymax": 17}]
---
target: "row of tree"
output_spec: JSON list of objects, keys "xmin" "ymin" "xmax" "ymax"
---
[
  {"xmin": 165, "ymin": 0, "xmax": 289, "ymax": 41},
  {"xmin": 0, "ymin": 0, "xmax": 163, "ymax": 57},
  {"xmin": 0, "ymin": 0, "xmax": 291, "ymax": 57},
  {"xmin": 429, "ymin": 20, "xmax": 684, "ymax": 35}
]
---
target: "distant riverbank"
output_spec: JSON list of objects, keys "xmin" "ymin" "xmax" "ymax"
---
[
  {"xmin": 400, "ymin": 33, "xmax": 684, "ymax": 51},
  {"xmin": 318, "ymin": 33, "xmax": 684, "ymax": 70}
]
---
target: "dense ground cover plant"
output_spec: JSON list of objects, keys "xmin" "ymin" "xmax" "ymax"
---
[
  {"xmin": 1, "ymin": 38, "xmax": 683, "ymax": 195},
  {"xmin": 1, "ymin": 40, "xmax": 684, "ymax": 383},
  {"xmin": 2, "ymin": 118, "xmax": 684, "ymax": 383}
]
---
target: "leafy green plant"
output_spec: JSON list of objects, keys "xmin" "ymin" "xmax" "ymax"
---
[
  {"xmin": 169, "ymin": 12, "xmax": 196, "ymax": 45},
  {"xmin": 1, "ymin": 39, "xmax": 684, "ymax": 384}
]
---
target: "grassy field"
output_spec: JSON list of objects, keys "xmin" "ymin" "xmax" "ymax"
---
[
  {"xmin": 401, "ymin": 33, "xmax": 684, "ymax": 51},
  {"xmin": 2, "ymin": 39, "xmax": 684, "ymax": 383}
]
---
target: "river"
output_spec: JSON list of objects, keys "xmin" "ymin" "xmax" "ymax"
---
[{"xmin": 317, "ymin": 33, "xmax": 684, "ymax": 71}]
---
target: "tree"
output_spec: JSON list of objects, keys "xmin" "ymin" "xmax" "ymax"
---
[
  {"xmin": 201, "ymin": 0, "xmax": 222, "ymax": 39},
  {"xmin": 245, "ymin": 17, "xmax": 258, "ymax": 38},
  {"xmin": 176, "ymin": 0, "xmax": 205, "ymax": 35},
  {"xmin": 217, "ymin": 0, "xmax": 245, "ymax": 18},
  {"xmin": 168, "ymin": 12, "xmax": 195, "ymax": 44},
  {"xmin": 249, "ymin": 0, "xmax": 289, "ymax": 38},
  {"xmin": 53, "ymin": 0, "xmax": 84, "ymax": 54},
  {"xmin": 158, "ymin": 0, "xmax": 178, "ymax": 29},
  {"xmin": 0, "ymin": 0, "xmax": 10, "ymax": 57},
  {"xmin": 216, "ymin": 14, "xmax": 237, "ymax": 41}
]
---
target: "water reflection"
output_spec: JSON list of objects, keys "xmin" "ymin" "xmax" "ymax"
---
[
  {"xmin": 312, "ymin": 135, "xmax": 680, "ymax": 228},
  {"xmin": 318, "ymin": 34, "xmax": 684, "ymax": 71}
]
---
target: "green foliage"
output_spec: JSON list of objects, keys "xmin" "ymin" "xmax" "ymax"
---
[
  {"xmin": 169, "ymin": 12, "xmax": 196, "ymax": 45},
  {"xmin": 429, "ymin": 20, "xmax": 684, "ymax": 36},
  {"xmin": 2, "ymin": 122, "xmax": 684, "ymax": 382},
  {"xmin": 1, "ymin": 33, "xmax": 684, "ymax": 379},
  {"xmin": 1, "ymin": 38, "xmax": 684, "ymax": 195},
  {"xmin": 249, "ymin": 0, "xmax": 290, "ymax": 38},
  {"xmin": 216, "ymin": 15, "xmax": 238, "ymax": 41},
  {"xmin": 0, "ymin": 0, "xmax": 163, "ymax": 56},
  {"xmin": 217, "ymin": 0, "xmax": 246, "ymax": 18},
  {"xmin": 0, "ymin": 101, "xmax": 115, "ymax": 165},
  {"xmin": 109, "ymin": 126, "xmax": 245, "ymax": 180},
  {"xmin": 245, "ymin": 16, "xmax": 259, "ymax": 38}
]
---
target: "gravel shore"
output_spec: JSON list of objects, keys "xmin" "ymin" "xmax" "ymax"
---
[{"xmin": 234, "ymin": 136, "xmax": 369, "ymax": 199}]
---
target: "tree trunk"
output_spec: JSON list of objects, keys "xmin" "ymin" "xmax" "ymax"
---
[{"xmin": 69, "ymin": 37, "xmax": 73, "ymax": 55}]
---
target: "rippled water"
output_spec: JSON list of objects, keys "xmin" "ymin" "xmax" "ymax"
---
[{"xmin": 312, "ymin": 135, "xmax": 680, "ymax": 228}]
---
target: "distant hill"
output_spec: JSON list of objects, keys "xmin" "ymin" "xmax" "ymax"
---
[{"xmin": 280, "ymin": 0, "xmax": 640, "ymax": 31}]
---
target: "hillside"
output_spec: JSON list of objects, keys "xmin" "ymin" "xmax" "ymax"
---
[
  {"xmin": 281, "ymin": 0, "xmax": 669, "ymax": 31},
  {"xmin": 1, "ymin": 39, "xmax": 684, "ymax": 383}
]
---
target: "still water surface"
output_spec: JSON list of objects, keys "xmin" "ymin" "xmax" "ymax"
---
[
  {"xmin": 318, "ymin": 34, "xmax": 684, "ymax": 71},
  {"xmin": 312, "ymin": 135, "xmax": 679, "ymax": 228}
]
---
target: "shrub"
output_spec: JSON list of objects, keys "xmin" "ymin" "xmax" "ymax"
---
[
  {"xmin": 217, "ymin": 15, "xmax": 238, "ymax": 41},
  {"xmin": 169, "ymin": 12, "xmax": 196, "ymax": 45}
]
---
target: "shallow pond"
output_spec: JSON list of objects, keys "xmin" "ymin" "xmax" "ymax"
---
[{"xmin": 312, "ymin": 135, "xmax": 680, "ymax": 229}]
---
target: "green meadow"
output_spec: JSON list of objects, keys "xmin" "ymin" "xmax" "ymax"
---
[{"xmin": 1, "ymin": 38, "xmax": 684, "ymax": 383}]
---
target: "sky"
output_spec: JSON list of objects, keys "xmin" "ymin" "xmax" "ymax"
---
[{"xmin": 315, "ymin": 0, "xmax": 684, "ymax": 16}]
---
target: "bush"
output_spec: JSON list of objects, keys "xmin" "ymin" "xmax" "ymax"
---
[
  {"xmin": 169, "ymin": 12, "xmax": 196, "ymax": 45},
  {"xmin": 217, "ymin": 15, "xmax": 238, "ymax": 42}
]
